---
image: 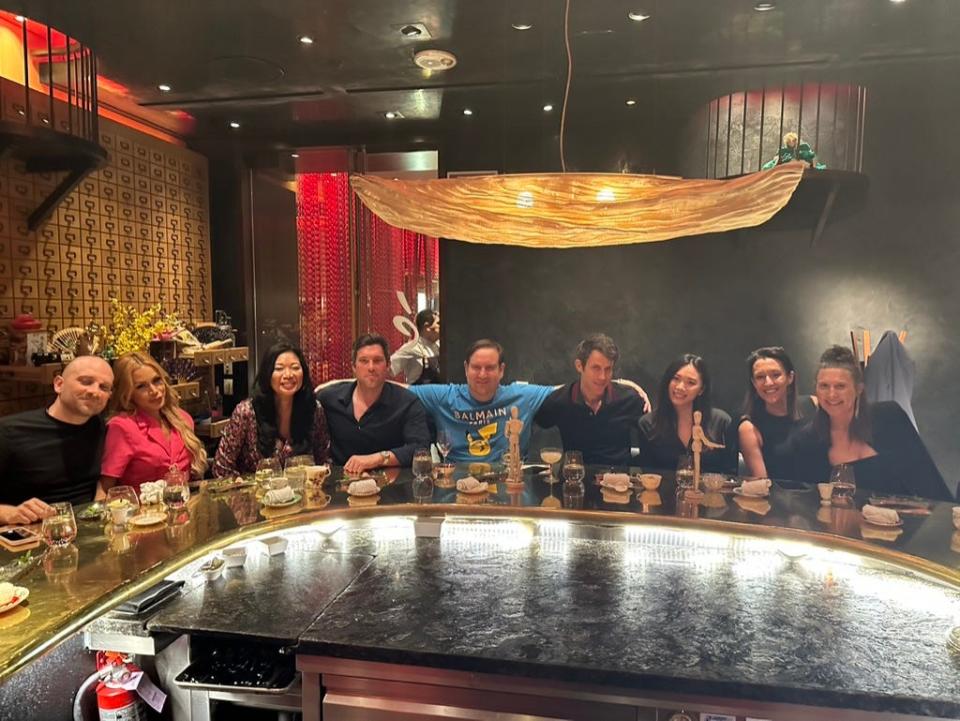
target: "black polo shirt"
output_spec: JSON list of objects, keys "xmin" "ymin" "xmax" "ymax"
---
[
  {"xmin": 535, "ymin": 382, "xmax": 644, "ymax": 466},
  {"xmin": 317, "ymin": 381, "xmax": 431, "ymax": 467}
]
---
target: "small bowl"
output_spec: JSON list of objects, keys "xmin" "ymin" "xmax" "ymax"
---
[
  {"xmin": 434, "ymin": 463, "xmax": 456, "ymax": 480},
  {"xmin": 701, "ymin": 473, "xmax": 726, "ymax": 492},
  {"xmin": 222, "ymin": 545, "xmax": 247, "ymax": 568},
  {"xmin": 817, "ymin": 482, "xmax": 835, "ymax": 504},
  {"xmin": 638, "ymin": 473, "xmax": 662, "ymax": 491},
  {"xmin": 199, "ymin": 556, "xmax": 224, "ymax": 581},
  {"xmin": 260, "ymin": 535, "xmax": 288, "ymax": 556}
]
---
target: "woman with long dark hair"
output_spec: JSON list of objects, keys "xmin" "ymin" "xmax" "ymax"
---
[
  {"xmin": 788, "ymin": 345, "xmax": 951, "ymax": 500},
  {"xmin": 637, "ymin": 354, "xmax": 736, "ymax": 473},
  {"xmin": 738, "ymin": 346, "xmax": 815, "ymax": 479},
  {"xmin": 213, "ymin": 343, "xmax": 330, "ymax": 476}
]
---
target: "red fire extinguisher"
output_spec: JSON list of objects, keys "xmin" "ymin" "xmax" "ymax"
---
[{"xmin": 94, "ymin": 652, "xmax": 147, "ymax": 721}]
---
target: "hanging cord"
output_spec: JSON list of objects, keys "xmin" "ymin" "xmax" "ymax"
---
[{"xmin": 559, "ymin": 0, "xmax": 573, "ymax": 171}]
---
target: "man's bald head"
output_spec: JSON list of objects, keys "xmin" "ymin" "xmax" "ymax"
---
[{"xmin": 49, "ymin": 355, "xmax": 114, "ymax": 424}]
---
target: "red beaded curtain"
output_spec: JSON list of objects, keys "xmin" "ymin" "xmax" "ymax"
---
[
  {"xmin": 358, "ymin": 213, "xmax": 438, "ymax": 357},
  {"xmin": 296, "ymin": 172, "xmax": 352, "ymax": 383},
  {"xmin": 297, "ymin": 171, "xmax": 438, "ymax": 383}
]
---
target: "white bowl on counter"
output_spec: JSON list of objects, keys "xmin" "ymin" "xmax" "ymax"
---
[
  {"xmin": 260, "ymin": 535, "xmax": 288, "ymax": 556},
  {"xmin": 222, "ymin": 545, "xmax": 247, "ymax": 568}
]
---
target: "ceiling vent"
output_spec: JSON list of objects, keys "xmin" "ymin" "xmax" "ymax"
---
[{"xmin": 413, "ymin": 49, "xmax": 457, "ymax": 71}]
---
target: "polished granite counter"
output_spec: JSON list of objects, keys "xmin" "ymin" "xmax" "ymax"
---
[{"xmin": 3, "ymin": 466, "xmax": 960, "ymax": 716}]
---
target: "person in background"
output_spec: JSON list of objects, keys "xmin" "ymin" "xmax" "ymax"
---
[
  {"xmin": 0, "ymin": 356, "xmax": 114, "ymax": 524},
  {"xmin": 535, "ymin": 333, "xmax": 649, "ymax": 466},
  {"xmin": 738, "ymin": 346, "xmax": 815, "ymax": 479},
  {"xmin": 787, "ymin": 345, "xmax": 952, "ymax": 500},
  {"xmin": 98, "ymin": 352, "xmax": 207, "ymax": 497},
  {"xmin": 391, "ymin": 309, "xmax": 441, "ymax": 384},
  {"xmin": 214, "ymin": 343, "xmax": 330, "ymax": 476},
  {"xmin": 319, "ymin": 334, "xmax": 430, "ymax": 474},
  {"xmin": 637, "ymin": 354, "xmax": 736, "ymax": 473}
]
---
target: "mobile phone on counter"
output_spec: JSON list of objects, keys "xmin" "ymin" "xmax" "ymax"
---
[{"xmin": 0, "ymin": 526, "xmax": 41, "ymax": 549}]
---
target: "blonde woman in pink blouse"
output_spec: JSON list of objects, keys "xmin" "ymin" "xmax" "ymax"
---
[{"xmin": 97, "ymin": 353, "xmax": 207, "ymax": 497}]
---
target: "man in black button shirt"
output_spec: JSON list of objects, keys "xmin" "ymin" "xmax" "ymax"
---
[
  {"xmin": 535, "ymin": 334, "xmax": 648, "ymax": 466},
  {"xmin": 0, "ymin": 355, "xmax": 114, "ymax": 524},
  {"xmin": 318, "ymin": 334, "xmax": 430, "ymax": 474}
]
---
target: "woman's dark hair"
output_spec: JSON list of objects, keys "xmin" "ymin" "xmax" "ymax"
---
[
  {"xmin": 251, "ymin": 343, "xmax": 317, "ymax": 458},
  {"xmin": 742, "ymin": 346, "xmax": 798, "ymax": 420},
  {"xmin": 650, "ymin": 354, "xmax": 712, "ymax": 440},
  {"xmin": 812, "ymin": 345, "xmax": 872, "ymax": 443}
]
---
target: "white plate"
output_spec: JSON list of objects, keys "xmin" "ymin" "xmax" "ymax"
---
[
  {"xmin": 0, "ymin": 586, "xmax": 28, "ymax": 614},
  {"xmin": 262, "ymin": 493, "xmax": 302, "ymax": 508},
  {"xmin": 346, "ymin": 487, "xmax": 379, "ymax": 497},
  {"xmin": 733, "ymin": 487, "xmax": 769, "ymax": 498},
  {"xmin": 457, "ymin": 482, "xmax": 490, "ymax": 495},
  {"xmin": 861, "ymin": 516, "xmax": 903, "ymax": 528},
  {"xmin": 129, "ymin": 512, "xmax": 166, "ymax": 527}
]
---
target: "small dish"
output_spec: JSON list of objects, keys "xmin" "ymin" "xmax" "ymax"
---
[
  {"xmin": 0, "ymin": 585, "xmax": 29, "ymax": 614},
  {"xmin": 129, "ymin": 512, "xmax": 166, "ymax": 527},
  {"xmin": 637, "ymin": 473, "xmax": 662, "ymax": 491},
  {"xmin": 77, "ymin": 503, "xmax": 105, "ymax": 521},
  {"xmin": 262, "ymin": 493, "xmax": 302, "ymax": 508},
  {"xmin": 260, "ymin": 535, "xmax": 288, "ymax": 556},
  {"xmin": 199, "ymin": 556, "xmax": 224, "ymax": 581},
  {"xmin": 222, "ymin": 546, "xmax": 247, "ymax": 568}
]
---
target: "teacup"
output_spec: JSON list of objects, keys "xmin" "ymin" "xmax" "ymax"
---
[
  {"xmin": 638, "ymin": 473, "xmax": 662, "ymax": 491},
  {"xmin": 817, "ymin": 482, "xmax": 835, "ymax": 504}
]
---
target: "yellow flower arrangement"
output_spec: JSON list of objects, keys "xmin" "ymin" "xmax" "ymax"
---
[{"xmin": 104, "ymin": 299, "xmax": 181, "ymax": 358}]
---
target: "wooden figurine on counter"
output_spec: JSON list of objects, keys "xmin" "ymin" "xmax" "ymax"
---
[
  {"xmin": 690, "ymin": 409, "xmax": 724, "ymax": 496},
  {"xmin": 504, "ymin": 405, "xmax": 524, "ymax": 484}
]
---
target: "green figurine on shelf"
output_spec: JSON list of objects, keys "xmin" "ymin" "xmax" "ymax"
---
[{"xmin": 762, "ymin": 131, "xmax": 826, "ymax": 170}]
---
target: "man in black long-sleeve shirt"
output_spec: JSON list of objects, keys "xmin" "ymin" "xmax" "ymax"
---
[
  {"xmin": 535, "ymin": 334, "xmax": 648, "ymax": 466},
  {"xmin": 318, "ymin": 334, "xmax": 430, "ymax": 474}
]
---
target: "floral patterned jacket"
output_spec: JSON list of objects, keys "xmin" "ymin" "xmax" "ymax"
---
[{"xmin": 212, "ymin": 399, "xmax": 330, "ymax": 477}]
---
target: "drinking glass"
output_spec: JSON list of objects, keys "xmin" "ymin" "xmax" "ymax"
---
[
  {"xmin": 285, "ymin": 455, "xmax": 313, "ymax": 493},
  {"xmin": 562, "ymin": 450, "xmax": 585, "ymax": 487},
  {"xmin": 256, "ymin": 458, "xmax": 282, "ymax": 494},
  {"xmin": 163, "ymin": 465, "xmax": 190, "ymax": 508},
  {"xmin": 435, "ymin": 431, "xmax": 452, "ymax": 464},
  {"xmin": 412, "ymin": 475, "xmax": 435, "ymax": 503},
  {"xmin": 676, "ymin": 453, "xmax": 694, "ymax": 489},
  {"xmin": 540, "ymin": 446, "xmax": 562, "ymax": 484},
  {"xmin": 830, "ymin": 464, "xmax": 856, "ymax": 506},
  {"xmin": 106, "ymin": 487, "xmax": 139, "ymax": 530},
  {"xmin": 412, "ymin": 447, "xmax": 433, "ymax": 480},
  {"xmin": 41, "ymin": 502, "xmax": 77, "ymax": 548}
]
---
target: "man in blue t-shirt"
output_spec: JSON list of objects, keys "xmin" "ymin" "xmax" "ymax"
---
[{"xmin": 408, "ymin": 339, "xmax": 555, "ymax": 463}]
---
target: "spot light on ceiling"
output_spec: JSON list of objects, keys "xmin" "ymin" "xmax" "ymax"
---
[
  {"xmin": 462, "ymin": 108, "xmax": 474, "ymax": 116},
  {"xmin": 413, "ymin": 49, "xmax": 457, "ymax": 71},
  {"xmin": 543, "ymin": 104, "xmax": 554, "ymax": 112},
  {"xmin": 628, "ymin": 11, "xmax": 651, "ymax": 22},
  {"xmin": 384, "ymin": 111, "xmax": 404, "ymax": 119},
  {"xmin": 625, "ymin": 99, "xmax": 637, "ymax": 106},
  {"xmin": 229, "ymin": 121, "xmax": 241, "ymax": 129},
  {"xmin": 157, "ymin": 83, "xmax": 172, "ymax": 92},
  {"xmin": 512, "ymin": 23, "xmax": 533, "ymax": 31},
  {"xmin": 754, "ymin": 1, "xmax": 776, "ymax": 11},
  {"xmin": 291, "ymin": 153, "xmax": 299, "ymax": 158},
  {"xmin": 298, "ymin": 35, "xmax": 314, "ymax": 45}
]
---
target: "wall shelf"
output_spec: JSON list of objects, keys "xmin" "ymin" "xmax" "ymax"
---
[
  {"xmin": 196, "ymin": 419, "xmax": 229, "ymax": 439},
  {"xmin": 170, "ymin": 381, "xmax": 200, "ymax": 401},
  {"xmin": 188, "ymin": 347, "xmax": 249, "ymax": 367}
]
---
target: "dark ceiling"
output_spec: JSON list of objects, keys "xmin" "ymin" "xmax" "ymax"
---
[{"xmin": 15, "ymin": 0, "xmax": 960, "ymax": 147}]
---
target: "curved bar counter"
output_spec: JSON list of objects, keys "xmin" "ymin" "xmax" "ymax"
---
[{"xmin": 2, "ymin": 468, "xmax": 960, "ymax": 720}]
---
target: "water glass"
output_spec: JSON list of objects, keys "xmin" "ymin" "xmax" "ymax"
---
[
  {"xmin": 41, "ymin": 502, "xmax": 77, "ymax": 548},
  {"xmin": 830, "ymin": 464, "xmax": 856, "ymax": 506},
  {"xmin": 540, "ymin": 446, "xmax": 562, "ymax": 484},
  {"xmin": 43, "ymin": 543, "xmax": 79, "ymax": 580},
  {"xmin": 676, "ymin": 453, "xmax": 694, "ymax": 488},
  {"xmin": 255, "ymin": 457, "xmax": 282, "ymax": 489},
  {"xmin": 106, "ymin": 486, "xmax": 139, "ymax": 530},
  {"xmin": 412, "ymin": 447, "xmax": 433, "ymax": 480},
  {"xmin": 562, "ymin": 450, "xmax": 585, "ymax": 486},
  {"xmin": 412, "ymin": 476, "xmax": 435, "ymax": 503},
  {"xmin": 163, "ymin": 465, "xmax": 190, "ymax": 508}
]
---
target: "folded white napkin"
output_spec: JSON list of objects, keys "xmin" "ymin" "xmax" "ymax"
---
[
  {"xmin": 264, "ymin": 486, "xmax": 295, "ymax": 504},
  {"xmin": 862, "ymin": 504, "xmax": 900, "ymax": 525},
  {"xmin": 600, "ymin": 473, "xmax": 631, "ymax": 492},
  {"xmin": 456, "ymin": 476, "xmax": 485, "ymax": 492},
  {"xmin": 348, "ymin": 479, "xmax": 379, "ymax": 495},
  {"xmin": 139, "ymin": 480, "xmax": 166, "ymax": 505},
  {"xmin": 740, "ymin": 478, "xmax": 771, "ymax": 496}
]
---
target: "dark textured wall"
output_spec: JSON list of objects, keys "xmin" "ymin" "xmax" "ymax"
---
[{"xmin": 441, "ymin": 61, "xmax": 960, "ymax": 487}]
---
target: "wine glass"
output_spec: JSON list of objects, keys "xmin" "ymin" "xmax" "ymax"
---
[
  {"xmin": 41, "ymin": 502, "xmax": 77, "ymax": 548},
  {"xmin": 106, "ymin": 486, "xmax": 139, "ymax": 530},
  {"xmin": 562, "ymin": 450, "xmax": 585, "ymax": 488},
  {"xmin": 435, "ymin": 431, "xmax": 452, "ymax": 464},
  {"xmin": 256, "ymin": 457, "xmax": 282, "ymax": 494},
  {"xmin": 540, "ymin": 446, "xmax": 562, "ymax": 484},
  {"xmin": 163, "ymin": 465, "xmax": 190, "ymax": 508},
  {"xmin": 830, "ymin": 463, "xmax": 856, "ymax": 506}
]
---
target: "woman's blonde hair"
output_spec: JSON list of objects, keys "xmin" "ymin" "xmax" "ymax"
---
[{"xmin": 109, "ymin": 352, "xmax": 208, "ymax": 478}]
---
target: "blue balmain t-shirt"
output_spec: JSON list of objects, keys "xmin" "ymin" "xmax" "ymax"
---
[{"xmin": 409, "ymin": 383, "xmax": 555, "ymax": 463}]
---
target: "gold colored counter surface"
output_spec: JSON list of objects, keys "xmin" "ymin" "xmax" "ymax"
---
[{"xmin": 1, "ymin": 467, "xmax": 957, "ymax": 681}]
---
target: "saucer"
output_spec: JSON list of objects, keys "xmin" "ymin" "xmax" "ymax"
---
[
  {"xmin": 0, "ymin": 586, "xmax": 29, "ymax": 614},
  {"xmin": 861, "ymin": 517, "xmax": 903, "ymax": 528},
  {"xmin": 262, "ymin": 493, "xmax": 302, "ymax": 508},
  {"xmin": 129, "ymin": 512, "xmax": 167, "ymax": 527}
]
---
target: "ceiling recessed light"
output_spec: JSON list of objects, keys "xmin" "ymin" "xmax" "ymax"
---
[
  {"xmin": 625, "ymin": 99, "xmax": 637, "ymax": 106},
  {"xmin": 628, "ymin": 11, "xmax": 651, "ymax": 22},
  {"xmin": 543, "ymin": 104, "xmax": 554, "ymax": 112},
  {"xmin": 157, "ymin": 83, "xmax": 172, "ymax": 92},
  {"xmin": 14, "ymin": 15, "xmax": 25, "ymax": 22},
  {"xmin": 413, "ymin": 49, "xmax": 457, "ymax": 71},
  {"xmin": 400, "ymin": 24, "xmax": 422, "ymax": 37},
  {"xmin": 229, "ymin": 121, "xmax": 240, "ymax": 129},
  {"xmin": 385, "ymin": 111, "xmax": 404, "ymax": 119},
  {"xmin": 462, "ymin": 108, "xmax": 474, "ymax": 116},
  {"xmin": 754, "ymin": 1, "xmax": 775, "ymax": 10},
  {"xmin": 291, "ymin": 153, "xmax": 299, "ymax": 158},
  {"xmin": 298, "ymin": 35, "xmax": 314, "ymax": 45},
  {"xmin": 889, "ymin": 0, "xmax": 906, "ymax": 3},
  {"xmin": 512, "ymin": 23, "xmax": 533, "ymax": 31}
]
